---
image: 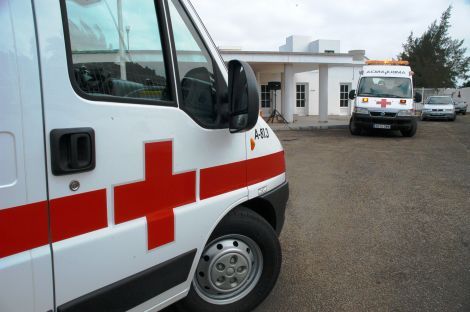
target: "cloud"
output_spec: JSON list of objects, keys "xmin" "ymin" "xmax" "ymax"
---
[{"xmin": 191, "ymin": 0, "xmax": 470, "ymax": 60}]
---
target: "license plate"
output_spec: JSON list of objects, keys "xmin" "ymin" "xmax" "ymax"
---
[{"xmin": 373, "ymin": 124, "xmax": 391, "ymax": 129}]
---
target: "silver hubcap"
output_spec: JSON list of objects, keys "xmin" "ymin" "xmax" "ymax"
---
[{"xmin": 193, "ymin": 235, "xmax": 263, "ymax": 305}]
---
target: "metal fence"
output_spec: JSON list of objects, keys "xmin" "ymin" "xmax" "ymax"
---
[{"xmin": 414, "ymin": 87, "xmax": 465, "ymax": 111}]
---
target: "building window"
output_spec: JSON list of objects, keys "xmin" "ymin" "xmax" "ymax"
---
[
  {"xmin": 296, "ymin": 84, "xmax": 306, "ymax": 108},
  {"xmin": 261, "ymin": 85, "xmax": 271, "ymax": 108},
  {"xmin": 340, "ymin": 84, "xmax": 350, "ymax": 107}
]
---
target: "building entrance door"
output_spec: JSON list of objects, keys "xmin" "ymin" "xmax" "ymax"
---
[{"xmin": 295, "ymin": 83, "xmax": 308, "ymax": 116}]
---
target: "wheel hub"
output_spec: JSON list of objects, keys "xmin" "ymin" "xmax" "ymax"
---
[
  {"xmin": 193, "ymin": 235, "xmax": 263, "ymax": 305},
  {"xmin": 210, "ymin": 252, "xmax": 250, "ymax": 292}
]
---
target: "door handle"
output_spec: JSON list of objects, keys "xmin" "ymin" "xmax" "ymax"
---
[{"xmin": 50, "ymin": 128, "xmax": 96, "ymax": 176}]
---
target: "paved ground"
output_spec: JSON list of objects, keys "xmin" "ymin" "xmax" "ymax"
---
[
  {"xmin": 255, "ymin": 115, "xmax": 470, "ymax": 312},
  {"xmin": 167, "ymin": 115, "xmax": 470, "ymax": 311},
  {"xmin": 267, "ymin": 115, "xmax": 349, "ymax": 131}
]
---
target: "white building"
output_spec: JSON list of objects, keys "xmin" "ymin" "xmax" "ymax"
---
[{"xmin": 220, "ymin": 35, "xmax": 367, "ymax": 123}]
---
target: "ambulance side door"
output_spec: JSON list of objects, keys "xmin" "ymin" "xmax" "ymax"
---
[{"xmin": 34, "ymin": 0, "xmax": 247, "ymax": 310}]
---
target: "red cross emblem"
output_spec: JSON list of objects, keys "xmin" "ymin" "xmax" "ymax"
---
[
  {"xmin": 114, "ymin": 141, "xmax": 196, "ymax": 250},
  {"xmin": 376, "ymin": 99, "xmax": 391, "ymax": 108}
]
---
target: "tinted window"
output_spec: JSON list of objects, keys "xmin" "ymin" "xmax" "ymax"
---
[
  {"xmin": 169, "ymin": 0, "xmax": 227, "ymax": 128},
  {"xmin": 64, "ymin": 0, "xmax": 170, "ymax": 102}
]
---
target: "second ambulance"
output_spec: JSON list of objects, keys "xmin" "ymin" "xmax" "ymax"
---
[{"xmin": 349, "ymin": 60, "xmax": 422, "ymax": 137}]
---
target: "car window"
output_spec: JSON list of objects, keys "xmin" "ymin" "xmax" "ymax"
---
[
  {"xmin": 427, "ymin": 97, "xmax": 452, "ymax": 104},
  {"xmin": 64, "ymin": 0, "xmax": 171, "ymax": 103},
  {"xmin": 169, "ymin": 0, "xmax": 228, "ymax": 128}
]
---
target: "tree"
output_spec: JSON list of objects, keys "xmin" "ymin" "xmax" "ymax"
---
[
  {"xmin": 461, "ymin": 80, "xmax": 470, "ymax": 88},
  {"xmin": 399, "ymin": 6, "xmax": 470, "ymax": 88}
]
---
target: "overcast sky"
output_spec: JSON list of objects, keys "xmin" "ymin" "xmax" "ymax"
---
[{"xmin": 191, "ymin": 0, "xmax": 470, "ymax": 60}]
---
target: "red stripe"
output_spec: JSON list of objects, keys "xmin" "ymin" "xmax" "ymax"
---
[
  {"xmin": 200, "ymin": 151, "xmax": 285, "ymax": 200},
  {"xmin": 247, "ymin": 151, "xmax": 286, "ymax": 186},
  {"xmin": 0, "ymin": 150, "xmax": 284, "ymax": 258},
  {"xmin": 50, "ymin": 189, "xmax": 108, "ymax": 242},
  {"xmin": 0, "ymin": 202, "xmax": 48, "ymax": 259},
  {"xmin": 200, "ymin": 160, "xmax": 247, "ymax": 200}
]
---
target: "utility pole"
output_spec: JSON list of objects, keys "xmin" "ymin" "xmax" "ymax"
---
[
  {"xmin": 117, "ymin": 0, "xmax": 126, "ymax": 80},
  {"xmin": 126, "ymin": 25, "xmax": 131, "ymax": 53}
]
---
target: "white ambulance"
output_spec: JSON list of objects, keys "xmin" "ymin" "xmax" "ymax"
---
[
  {"xmin": 0, "ymin": 1, "xmax": 289, "ymax": 311},
  {"xmin": 349, "ymin": 60, "xmax": 422, "ymax": 137}
]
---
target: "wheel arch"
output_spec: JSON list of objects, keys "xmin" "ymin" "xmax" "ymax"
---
[{"xmin": 241, "ymin": 198, "xmax": 277, "ymax": 232}]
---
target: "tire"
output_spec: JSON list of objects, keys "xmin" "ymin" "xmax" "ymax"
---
[
  {"xmin": 349, "ymin": 119, "xmax": 361, "ymax": 136},
  {"xmin": 463, "ymin": 112, "xmax": 466, "ymax": 116},
  {"xmin": 450, "ymin": 115, "xmax": 456, "ymax": 121},
  {"xmin": 420, "ymin": 115, "xmax": 426, "ymax": 121},
  {"xmin": 175, "ymin": 207, "xmax": 282, "ymax": 312},
  {"xmin": 401, "ymin": 119, "xmax": 417, "ymax": 137}
]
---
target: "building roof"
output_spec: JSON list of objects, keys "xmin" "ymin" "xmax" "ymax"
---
[{"xmin": 220, "ymin": 50, "xmax": 366, "ymax": 66}]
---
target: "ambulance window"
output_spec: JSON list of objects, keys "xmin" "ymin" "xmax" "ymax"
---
[
  {"xmin": 168, "ymin": 0, "xmax": 228, "ymax": 128},
  {"xmin": 63, "ymin": 0, "xmax": 171, "ymax": 103}
]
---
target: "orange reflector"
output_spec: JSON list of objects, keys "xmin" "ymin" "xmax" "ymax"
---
[
  {"xmin": 362, "ymin": 98, "xmax": 369, "ymax": 103},
  {"xmin": 366, "ymin": 60, "xmax": 409, "ymax": 66},
  {"xmin": 400, "ymin": 100, "xmax": 407, "ymax": 104},
  {"xmin": 250, "ymin": 138, "xmax": 256, "ymax": 151}
]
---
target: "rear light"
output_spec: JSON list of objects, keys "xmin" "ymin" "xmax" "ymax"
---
[
  {"xmin": 400, "ymin": 100, "xmax": 407, "ymax": 104},
  {"xmin": 362, "ymin": 98, "xmax": 369, "ymax": 103}
]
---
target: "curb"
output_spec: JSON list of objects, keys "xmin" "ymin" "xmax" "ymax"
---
[{"xmin": 271, "ymin": 124, "xmax": 349, "ymax": 131}]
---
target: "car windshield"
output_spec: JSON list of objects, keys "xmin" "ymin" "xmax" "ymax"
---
[
  {"xmin": 426, "ymin": 97, "xmax": 453, "ymax": 104},
  {"xmin": 357, "ymin": 77, "xmax": 412, "ymax": 98}
]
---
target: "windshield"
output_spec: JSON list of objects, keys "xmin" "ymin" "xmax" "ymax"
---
[
  {"xmin": 357, "ymin": 77, "xmax": 412, "ymax": 98},
  {"xmin": 426, "ymin": 97, "xmax": 453, "ymax": 105}
]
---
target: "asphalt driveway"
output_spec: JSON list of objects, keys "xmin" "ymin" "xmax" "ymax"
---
[
  {"xmin": 255, "ymin": 116, "xmax": 470, "ymax": 312},
  {"xmin": 165, "ymin": 116, "xmax": 470, "ymax": 312}
]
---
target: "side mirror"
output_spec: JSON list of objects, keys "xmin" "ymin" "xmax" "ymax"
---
[
  {"xmin": 349, "ymin": 90, "xmax": 356, "ymax": 100},
  {"xmin": 414, "ymin": 92, "xmax": 422, "ymax": 103},
  {"xmin": 228, "ymin": 60, "xmax": 259, "ymax": 133}
]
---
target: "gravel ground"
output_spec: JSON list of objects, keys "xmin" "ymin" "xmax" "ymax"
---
[
  {"xmin": 255, "ymin": 115, "xmax": 470, "ymax": 312},
  {"xmin": 166, "ymin": 115, "xmax": 470, "ymax": 312}
]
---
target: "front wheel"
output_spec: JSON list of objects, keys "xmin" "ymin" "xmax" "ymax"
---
[
  {"xmin": 175, "ymin": 207, "xmax": 281, "ymax": 312},
  {"xmin": 401, "ymin": 119, "xmax": 418, "ymax": 137},
  {"xmin": 349, "ymin": 119, "xmax": 361, "ymax": 136}
]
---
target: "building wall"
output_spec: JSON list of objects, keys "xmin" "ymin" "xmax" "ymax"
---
[
  {"xmin": 309, "ymin": 40, "xmax": 340, "ymax": 53},
  {"xmin": 327, "ymin": 66, "xmax": 362, "ymax": 115},
  {"xmin": 256, "ymin": 65, "xmax": 363, "ymax": 117},
  {"xmin": 294, "ymin": 71, "xmax": 319, "ymax": 116}
]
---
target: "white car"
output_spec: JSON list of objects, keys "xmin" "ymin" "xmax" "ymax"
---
[
  {"xmin": 421, "ymin": 96, "xmax": 456, "ymax": 121},
  {"xmin": 454, "ymin": 100, "xmax": 468, "ymax": 115}
]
